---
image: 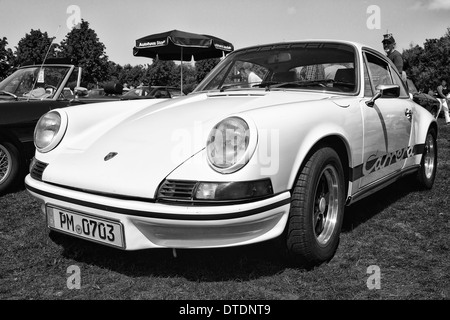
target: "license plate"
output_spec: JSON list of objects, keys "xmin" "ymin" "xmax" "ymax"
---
[{"xmin": 46, "ymin": 206, "xmax": 125, "ymax": 248}]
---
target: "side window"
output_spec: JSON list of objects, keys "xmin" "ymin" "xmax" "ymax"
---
[
  {"xmin": 364, "ymin": 52, "xmax": 393, "ymax": 89},
  {"xmin": 389, "ymin": 67, "xmax": 409, "ymax": 98},
  {"xmin": 363, "ymin": 60, "xmax": 373, "ymax": 97}
]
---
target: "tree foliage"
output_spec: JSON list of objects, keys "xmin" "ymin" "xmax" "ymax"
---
[
  {"xmin": 195, "ymin": 58, "xmax": 220, "ymax": 83},
  {"xmin": 58, "ymin": 19, "xmax": 109, "ymax": 86},
  {"xmin": 5, "ymin": 20, "xmax": 227, "ymax": 91},
  {"xmin": 146, "ymin": 59, "xmax": 177, "ymax": 87},
  {"xmin": 0, "ymin": 37, "xmax": 14, "ymax": 80},
  {"xmin": 14, "ymin": 29, "xmax": 57, "ymax": 66},
  {"xmin": 403, "ymin": 27, "xmax": 450, "ymax": 93}
]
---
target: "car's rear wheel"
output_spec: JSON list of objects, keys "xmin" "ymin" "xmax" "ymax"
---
[
  {"xmin": 0, "ymin": 141, "xmax": 21, "ymax": 194},
  {"xmin": 416, "ymin": 127, "xmax": 437, "ymax": 189},
  {"xmin": 285, "ymin": 147, "xmax": 345, "ymax": 268}
]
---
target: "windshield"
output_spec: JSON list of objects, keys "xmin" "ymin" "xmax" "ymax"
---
[
  {"xmin": 194, "ymin": 42, "xmax": 358, "ymax": 94},
  {"xmin": 0, "ymin": 65, "xmax": 72, "ymax": 100}
]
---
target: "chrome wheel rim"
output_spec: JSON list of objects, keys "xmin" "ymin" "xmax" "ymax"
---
[
  {"xmin": 313, "ymin": 164, "xmax": 340, "ymax": 246},
  {"xmin": 424, "ymin": 133, "xmax": 435, "ymax": 179},
  {"xmin": 0, "ymin": 144, "xmax": 12, "ymax": 184}
]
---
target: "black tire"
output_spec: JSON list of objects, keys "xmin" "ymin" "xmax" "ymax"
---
[
  {"xmin": 416, "ymin": 128, "xmax": 437, "ymax": 189},
  {"xmin": 0, "ymin": 141, "xmax": 21, "ymax": 194},
  {"xmin": 285, "ymin": 147, "xmax": 345, "ymax": 268}
]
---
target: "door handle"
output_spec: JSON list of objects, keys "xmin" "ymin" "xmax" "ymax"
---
[{"xmin": 405, "ymin": 108, "xmax": 413, "ymax": 120}]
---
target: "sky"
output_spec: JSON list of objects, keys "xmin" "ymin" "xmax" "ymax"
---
[{"xmin": 1, "ymin": 0, "xmax": 450, "ymax": 66}]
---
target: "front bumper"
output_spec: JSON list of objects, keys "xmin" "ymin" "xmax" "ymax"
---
[{"xmin": 25, "ymin": 175, "xmax": 291, "ymax": 250}]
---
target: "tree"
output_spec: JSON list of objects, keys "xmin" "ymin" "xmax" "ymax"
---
[
  {"xmin": 14, "ymin": 29, "xmax": 57, "ymax": 67},
  {"xmin": 0, "ymin": 37, "xmax": 14, "ymax": 80},
  {"xmin": 118, "ymin": 64, "xmax": 147, "ymax": 87},
  {"xmin": 146, "ymin": 59, "xmax": 177, "ymax": 87},
  {"xmin": 195, "ymin": 58, "xmax": 220, "ymax": 83},
  {"xmin": 176, "ymin": 63, "xmax": 197, "ymax": 93},
  {"xmin": 403, "ymin": 27, "xmax": 450, "ymax": 92},
  {"xmin": 59, "ymin": 19, "xmax": 109, "ymax": 87}
]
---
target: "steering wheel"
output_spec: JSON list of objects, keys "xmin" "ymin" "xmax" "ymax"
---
[
  {"xmin": 45, "ymin": 84, "xmax": 57, "ymax": 92},
  {"xmin": 45, "ymin": 85, "xmax": 60, "ymax": 98}
]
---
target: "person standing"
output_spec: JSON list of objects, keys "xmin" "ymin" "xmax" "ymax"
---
[
  {"xmin": 437, "ymin": 79, "xmax": 450, "ymax": 125},
  {"xmin": 382, "ymin": 33, "xmax": 404, "ymax": 76}
]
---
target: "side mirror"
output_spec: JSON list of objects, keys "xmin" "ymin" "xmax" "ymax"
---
[{"xmin": 366, "ymin": 84, "xmax": 400, "ymax": 107}]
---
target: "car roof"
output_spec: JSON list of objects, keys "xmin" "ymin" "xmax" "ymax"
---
[{"xmin": 231, "ymin": 39, "xmax": 370, "ymax": 55}]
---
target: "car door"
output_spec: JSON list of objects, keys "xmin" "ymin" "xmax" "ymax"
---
[{"xmin": 358, "ymin": 50, "xmax": 413, "ymax": 189}]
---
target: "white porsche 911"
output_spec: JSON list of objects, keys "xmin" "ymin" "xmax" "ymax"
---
[{"xmin": 25, "ymin": 40, "xmax": 438, "ymax": 268}]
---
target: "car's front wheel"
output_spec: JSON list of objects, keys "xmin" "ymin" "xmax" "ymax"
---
[
  {"xmin": 0, "ymin": 141, "xmax": 21, "ymax": 194},
  {"xmin": 416, "ymin": 127, "xmax": 437, "ymax": 189},
  {"xmin": 285, "ymin": 147, "xmax": 345, "ymax": 268}
]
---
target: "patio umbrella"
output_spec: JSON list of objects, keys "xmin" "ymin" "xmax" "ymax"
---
[{"xmin": 133, "ymin": 29, "xmax": 234, "ymax": 92}]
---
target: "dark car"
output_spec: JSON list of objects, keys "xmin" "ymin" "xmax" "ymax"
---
[
  {"xmin": 75, "ymin": 83, "xmax": 125, "ymax": 103},
  {"xmin": 121, "ymin": 86, "xmax": 184, "ymax": 100},
  {"xmin": 0, "ymin": 62, "xmax": 116, "ymax": 193},
  {"xmin": 406, "ymin": 78, "xmax": 441, "ymax": 119}
]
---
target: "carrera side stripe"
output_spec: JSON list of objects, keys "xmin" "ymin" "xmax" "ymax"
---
[
  {"xmin": 349, "ymin": 143, "xmax": 424, "ymax": 182},
  {"xmin": 25, "ymin": 183, "xmax": 291, "ymax": 221}
]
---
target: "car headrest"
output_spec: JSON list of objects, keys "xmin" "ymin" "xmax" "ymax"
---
[
  {"xmin": 272, "ymin": 71, "xmax": 297, "ymax": 83},
  {"xmin": 104, "ymin": 83, "xmax": 123, "ymax": 95},
  {"xmin": 334, "ymin": 68, "xmax": 355, "ymax": 83}
]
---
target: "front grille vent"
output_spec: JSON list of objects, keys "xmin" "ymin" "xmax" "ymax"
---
[
  {"xmin": 157, "ymin": 180, "xmax": 197, "ymax": 201},
  {"xmin": 30, "ymin": 159, "xmax": 48, "ymax": 181}
]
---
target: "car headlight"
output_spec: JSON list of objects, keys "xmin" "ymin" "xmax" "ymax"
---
[
  {"xmin": 34, "ymin": 110, "xmax": 68, "ymax": 153},
  {"xmin": 206, "ymin": 116, "xmax": 257, "ymax": 173}
]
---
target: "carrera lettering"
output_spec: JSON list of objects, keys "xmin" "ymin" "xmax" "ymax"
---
[{"xmin": 363, "ymin": 146, "xmax": 415, "ymax": 176}]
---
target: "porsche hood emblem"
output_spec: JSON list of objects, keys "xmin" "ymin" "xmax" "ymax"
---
[{"xmin": 104, "ymin": 152, "xmax": 118, "ymax": 161}]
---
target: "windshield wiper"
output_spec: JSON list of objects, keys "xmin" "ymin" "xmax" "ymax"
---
[
  {"xmin": 0, "ymin": 90, "xmax": 18, "ymax": 100},
  {"xmin": 219, "ymin": 84, "xmax": 253, "ymax": 92},
  {"xmin": 261, "ymin": 79, "xmax": 354, "ymax": 91}
]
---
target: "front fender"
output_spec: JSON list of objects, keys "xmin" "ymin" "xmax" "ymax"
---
[{"xmin": 167, "ymin": 101, "xmax": 362, "ymax": 196}]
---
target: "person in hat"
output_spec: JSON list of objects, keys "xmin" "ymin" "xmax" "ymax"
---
[{"xmin": 382, "ymin": 33, "xmax": 404, "ymax": 75}]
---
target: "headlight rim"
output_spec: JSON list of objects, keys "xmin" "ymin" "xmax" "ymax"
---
[
  {"xmin": 206, "ymin": 115, "xmax": 258, "ymax": 174},
  {"xmin": 34, "ymin": 109, "xmax": 68, "ymax": 153}
]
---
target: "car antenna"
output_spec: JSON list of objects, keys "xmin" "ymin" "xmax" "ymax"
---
[{"xmin": 27, "ymin": 25, "xmax": 61, "ymax": 102}]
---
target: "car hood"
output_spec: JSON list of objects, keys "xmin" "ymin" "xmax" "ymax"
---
[{"xmin": 43, "ymin": 90, "xmax": 340, "ymax": 198}]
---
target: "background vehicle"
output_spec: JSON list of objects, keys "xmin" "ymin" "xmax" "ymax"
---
[
  {"xmin": 121, "ymin": 86, "xmax": 184, "ymax": 100},
  {"xmin": 0, "ymin": 62, "xmax": 118, "ymax": 193}
]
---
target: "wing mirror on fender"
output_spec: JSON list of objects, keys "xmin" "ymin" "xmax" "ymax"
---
[{"xmin": 366, "ymin": 84, "xmax": 400, "ymax": 107}]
